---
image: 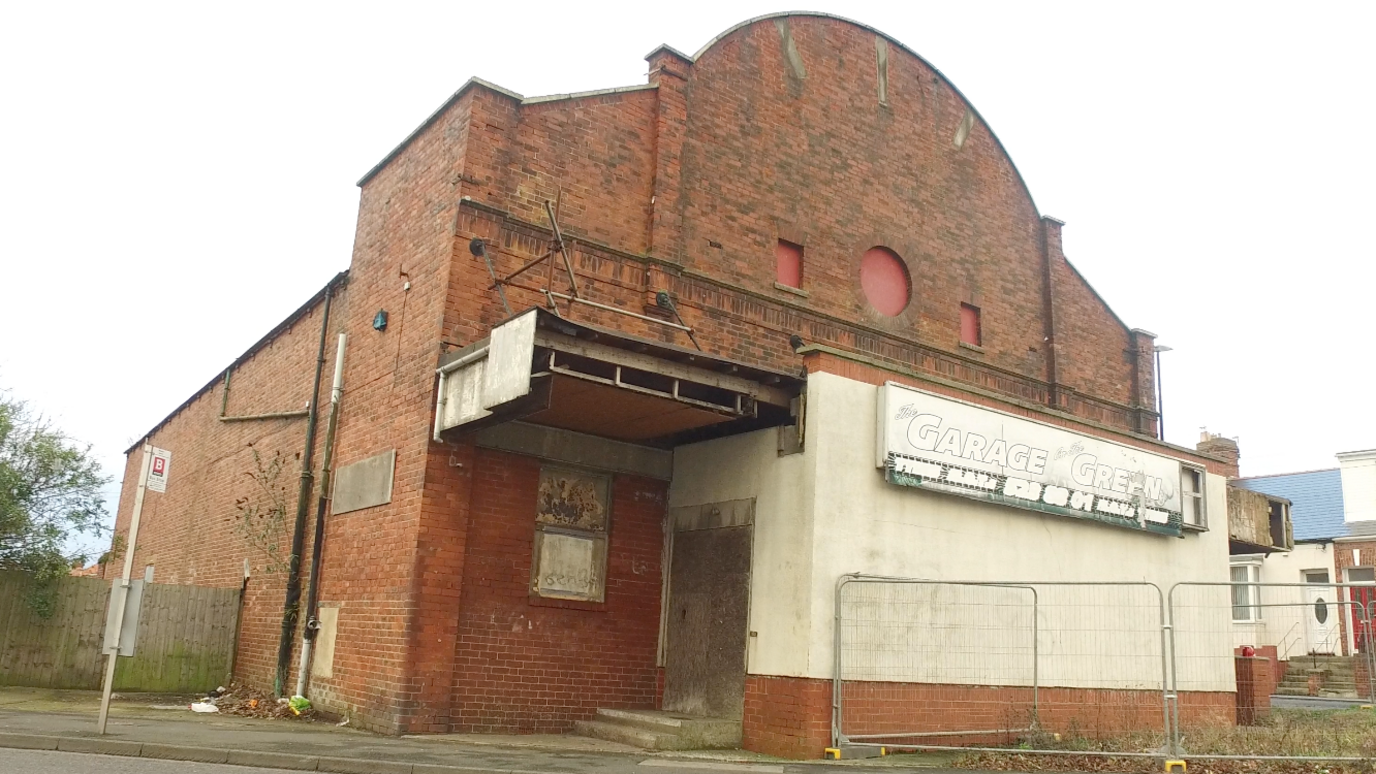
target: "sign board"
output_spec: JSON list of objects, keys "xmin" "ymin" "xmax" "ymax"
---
[
  {"xmin": 877, "ymin": 383, "xmax": 1184, "ymax": 536},
  {"xmin": 437, "ymin": 310, "xmax": 542, "ymax": 436},
  {"xmin": 102, "ymin": 579, "xmax": 143, "ymax": 657},
  {"xmin": 146, "ymin": 447, "xmax": 171, "ymax": 493},
  {"xmin": 482, "ymin": 309, "xmax": 537, "ymax": 409}
]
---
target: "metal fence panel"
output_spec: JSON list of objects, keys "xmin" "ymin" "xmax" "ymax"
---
[
  {"xmin": 1168, "ymin": 581, "xmax": 1376, "ymax": 759},
  {"xmin": 833, "ymin": 575, "xmax": 1170, "ymax": 755}
]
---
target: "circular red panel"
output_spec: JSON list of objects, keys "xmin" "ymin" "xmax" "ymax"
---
[{"xmin": 860, "ymin": 247, "xmax": 910, "ymax": 316}]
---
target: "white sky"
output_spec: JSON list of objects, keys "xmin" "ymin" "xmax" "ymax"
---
[{"xmin": 2, "ymin": 2, "xmax": 1373, "ymax": 552}]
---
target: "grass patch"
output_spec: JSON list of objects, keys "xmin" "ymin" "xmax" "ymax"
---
[{"xmin": 942, "ymin": 709, "xmax": 1376, "ymax": 774}]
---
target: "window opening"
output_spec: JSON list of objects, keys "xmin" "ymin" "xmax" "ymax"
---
[{"xmin": 1231, "ymin": 562, "xmax": 1261, "ymax": 622}]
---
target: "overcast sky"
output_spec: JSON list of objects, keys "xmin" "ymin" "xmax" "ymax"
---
[{"xmin": 2, "ymin": 1, "xmax": 1373, "ymax": 553}]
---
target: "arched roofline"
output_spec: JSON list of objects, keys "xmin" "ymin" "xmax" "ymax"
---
[{"xmin": 684, "ymin": 11, "xmax": 1042, "ymax": 217}]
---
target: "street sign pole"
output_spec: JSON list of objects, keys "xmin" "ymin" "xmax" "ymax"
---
[{"xmin": 97, "ymin": 444, "xmax": 152, "ymax": 735}]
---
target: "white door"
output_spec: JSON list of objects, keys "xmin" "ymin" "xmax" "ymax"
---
[{"xmin": 1304, "ymin": 570, "xmax": 1338, "ymax": 655}]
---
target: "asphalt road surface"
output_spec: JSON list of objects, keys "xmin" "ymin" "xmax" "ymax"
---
[
  {"xmin": 0, "ymin": 748, "xmax": 856, "ymax": 774},
  {"xmin": 0, "ymin": 749, "xmax": 308, "ymax": 774}
]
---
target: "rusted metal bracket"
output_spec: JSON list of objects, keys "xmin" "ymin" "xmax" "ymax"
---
[{"xmin": 481, "ymin": 187, "xmax": 702, "ymax": 349}]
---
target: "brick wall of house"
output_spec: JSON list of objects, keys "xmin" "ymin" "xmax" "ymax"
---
[
  {"xmin": 1334, "ymin": 539, "xmax": 1376, "ymax": 660},
  {"xmin": 448, "ymin": 449, "xmax": 666, "ymax": 732}
]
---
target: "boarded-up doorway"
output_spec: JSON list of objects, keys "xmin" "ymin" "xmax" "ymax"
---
[{"xmin": 662, "ymin": 499, "xmax": 753, "ymax": 719}]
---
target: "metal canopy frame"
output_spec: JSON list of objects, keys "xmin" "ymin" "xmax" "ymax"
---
[{"xmin": 475, "ymin": 189, "xmax": 702, "ymax": 349}]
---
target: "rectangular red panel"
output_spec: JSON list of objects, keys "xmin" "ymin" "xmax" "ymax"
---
[
  {"xmin": 776, "ymin": 240, "xmax": 803, "ymax": 288},
  {"xmin": 960, "ymin": 303, "xmax": 981, "ymax": 345}
]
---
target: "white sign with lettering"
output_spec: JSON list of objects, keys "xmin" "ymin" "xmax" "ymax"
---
[
  {"xmin": 877, "ymin": 383, "xmax": 1183, "ymax": 536},
  {"xmin": 146, "ymin": 447, "xmax": 171, "ymax": 493}
]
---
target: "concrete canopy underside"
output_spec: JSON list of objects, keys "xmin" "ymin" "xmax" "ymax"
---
[{"xmin": 438, "ymin": 309, "xmax": 803, "ymax": 449}]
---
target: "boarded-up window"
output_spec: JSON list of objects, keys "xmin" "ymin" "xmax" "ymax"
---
[
  {"xmin": 776, "ymin": 240, "xmax": 803, "ymax": 288},
  {"xmin": 531, "ymin": 466, "xmax": 610, "ymax": 602},
  {"xmin": 960, "ymin": 303, "xmax": 981, "ymax": 346}
]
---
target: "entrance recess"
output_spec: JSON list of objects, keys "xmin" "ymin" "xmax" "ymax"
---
[
  {"xmin": 662, "ymin": 500, "xmax": 753, "ymax": 718},
  {"xmin": 1303, "ymin": 570, "xmax": 1338, "ymax": 655}
]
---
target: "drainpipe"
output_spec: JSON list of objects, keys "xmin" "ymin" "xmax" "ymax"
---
[
  {"xmin": 275, "ymin": 283, "xmax": 335, "ymax": 696},
  {"xmin": 295, "ymin": 333, "xmax": 347, "ymax": 698}
]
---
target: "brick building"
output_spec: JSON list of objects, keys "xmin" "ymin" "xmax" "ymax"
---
[{"xmin": 109, "ymin": 13, "xmax": 1237, "ymax": 758}]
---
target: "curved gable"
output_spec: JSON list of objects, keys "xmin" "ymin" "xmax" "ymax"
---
[{"xmin": 670, "ymin": 13, "xmax": 1049, "ymax": 376}]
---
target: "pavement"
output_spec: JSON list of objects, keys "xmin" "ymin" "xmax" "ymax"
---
[
  {"xmin": 0, "ymin": 688, "xmax": 960, "ymax": 774},
  {"xmin": 1268, "ymin": 694, "xmax": 1371, "ymax": 710}
]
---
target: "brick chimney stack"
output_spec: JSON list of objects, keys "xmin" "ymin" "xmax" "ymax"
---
[{"xmin": 1197, "ymin": 431, "xmax": 1240, "ymax": 478}]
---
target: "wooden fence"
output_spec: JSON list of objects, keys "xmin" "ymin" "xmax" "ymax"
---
[{"xmin": 0, "ymin": 571, "xmax": 241, "ymax": 692}]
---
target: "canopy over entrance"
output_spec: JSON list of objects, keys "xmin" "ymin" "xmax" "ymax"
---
[{"xmin": 435, "ymin": 309, "xmax": 804, "ymax": 448}]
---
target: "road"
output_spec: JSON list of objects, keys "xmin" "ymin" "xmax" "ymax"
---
[
  {"xmin": 0, "ymin": 749, "xmax": 308, "ymax": 774},
  {"xmin": 0, "ymin": 748, "xmax": 892, "ymax": 774}
]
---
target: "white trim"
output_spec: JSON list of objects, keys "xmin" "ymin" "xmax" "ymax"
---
[{"xmin": 522, "ymin": 84, "xmax": 657, "ymax": 106}]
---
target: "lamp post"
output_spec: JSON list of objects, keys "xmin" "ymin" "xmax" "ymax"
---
[{"xmin": 1153, "ymin": 345, "xmax": 1172, "ymax": 441}]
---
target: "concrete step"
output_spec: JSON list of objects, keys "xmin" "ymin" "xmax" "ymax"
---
[
  {"xmin": 573, "ymin": 720, "xmax": 699, "ymax": 751},
  {"xmin": 596, "ymin": 709, "xmax": 740, "ymax": 739},
  {"xmin": 573, "ymin": 709, "xmax": 742, "ymax": 751},
  {"xmin": 1320, "ymin": 690, "xmax": 1360, "ymax": 699}
]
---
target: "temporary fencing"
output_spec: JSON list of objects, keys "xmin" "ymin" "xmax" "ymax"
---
[
  {"xmin": 832, "ymin": 576, "xmax": 1172, "ymax": 757},
  {"xmin": 1168, "ymin": 581, "xmax": 1376, "ymax": 760},
  {"xmin": 831, "ymin": 574, "xmax": 1376, "ymax": 763}
]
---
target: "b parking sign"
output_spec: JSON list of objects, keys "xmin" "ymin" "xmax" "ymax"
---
[{"xmin": 146, "ymin": 447, "xmax": 171, "ymax": 493}]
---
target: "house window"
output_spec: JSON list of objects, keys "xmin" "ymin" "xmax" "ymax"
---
[
  {"xmin": 960, "ymin": 303, "xmax": 982, "ymax": 347},
  {"xmin": 776, "ymin": 239, "xmax": 803, "ymax": 289},
  {"xmin": 531, "ymin": 466, "xmax": 610, "ymax": 603},
  {"xmin": 1181, "ymin": 466, "xmax": 1206, "ymax": 528},
  {"xmin": 1231, "ymin": 562, "xmax": 1262, "ymax": 622},
  {"xmin": 859, "ymin": 247, "xmax": 910, "ymax": 316}
]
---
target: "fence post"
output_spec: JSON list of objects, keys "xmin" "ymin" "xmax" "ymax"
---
[{"xmin": 832, "ymin": 574, "xmax": 850, "ymax": 748}]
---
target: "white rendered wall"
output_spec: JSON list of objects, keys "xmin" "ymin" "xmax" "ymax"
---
[
  {"xmin": 670, "ymin": 372, "xmax": 1236, "ymax": 692},
  {"xmin": 1233, "ymin": 543, "xmax": 1339, "ymax": 657},
  {"xmin": 1338, "ymin": 450, "xmax": 1376, "ymax": 523},
  {"xmin": 669, "ymin": 426, "xmax": 815, "ymax": 678}
]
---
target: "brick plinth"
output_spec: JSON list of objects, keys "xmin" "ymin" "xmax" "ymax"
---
[
  {"xmin": 1234, "ymin": 656, "xmax": 1272, "ymax": 725},
  {"xmin": 745, "ymin": 675, "xmax": 1235, "ymax": 760}
]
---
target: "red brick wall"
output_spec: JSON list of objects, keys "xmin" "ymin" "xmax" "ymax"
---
[
  {"xmin": 441, "ymin": 14, "xmax": 1156, "ymax": 437},
  {"xmin": 1234, "ymin": 656, "xmax": 1272, "ymax": 725},
  {"xmin": 107, "ymin": 13, "xmax": 1182, "ymax": 739},
  {"xmin": 745, "ymin": 675, "xmax": 1234, "ymax": 760},
  {"xmin": 1334, "ymin": 540, "xmax": 1376, "ymax": 659},
  {"xmin": 303, "ymin": 78, "xmax": 476, "ymax": 733},
  {"xmin": 106, "ymin": 287, "xmax": 346, "ymax": 695},
  {"xmin": 743, "ymin": 675, "xmax": 832, "ymax": 760},
  {"xmin": 461, "ymin": 88, "xmax": 659, "ymax": 256},
  {"xmin": 449, "ymin": 449, "xmax": 666, "ymax": 733}
]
